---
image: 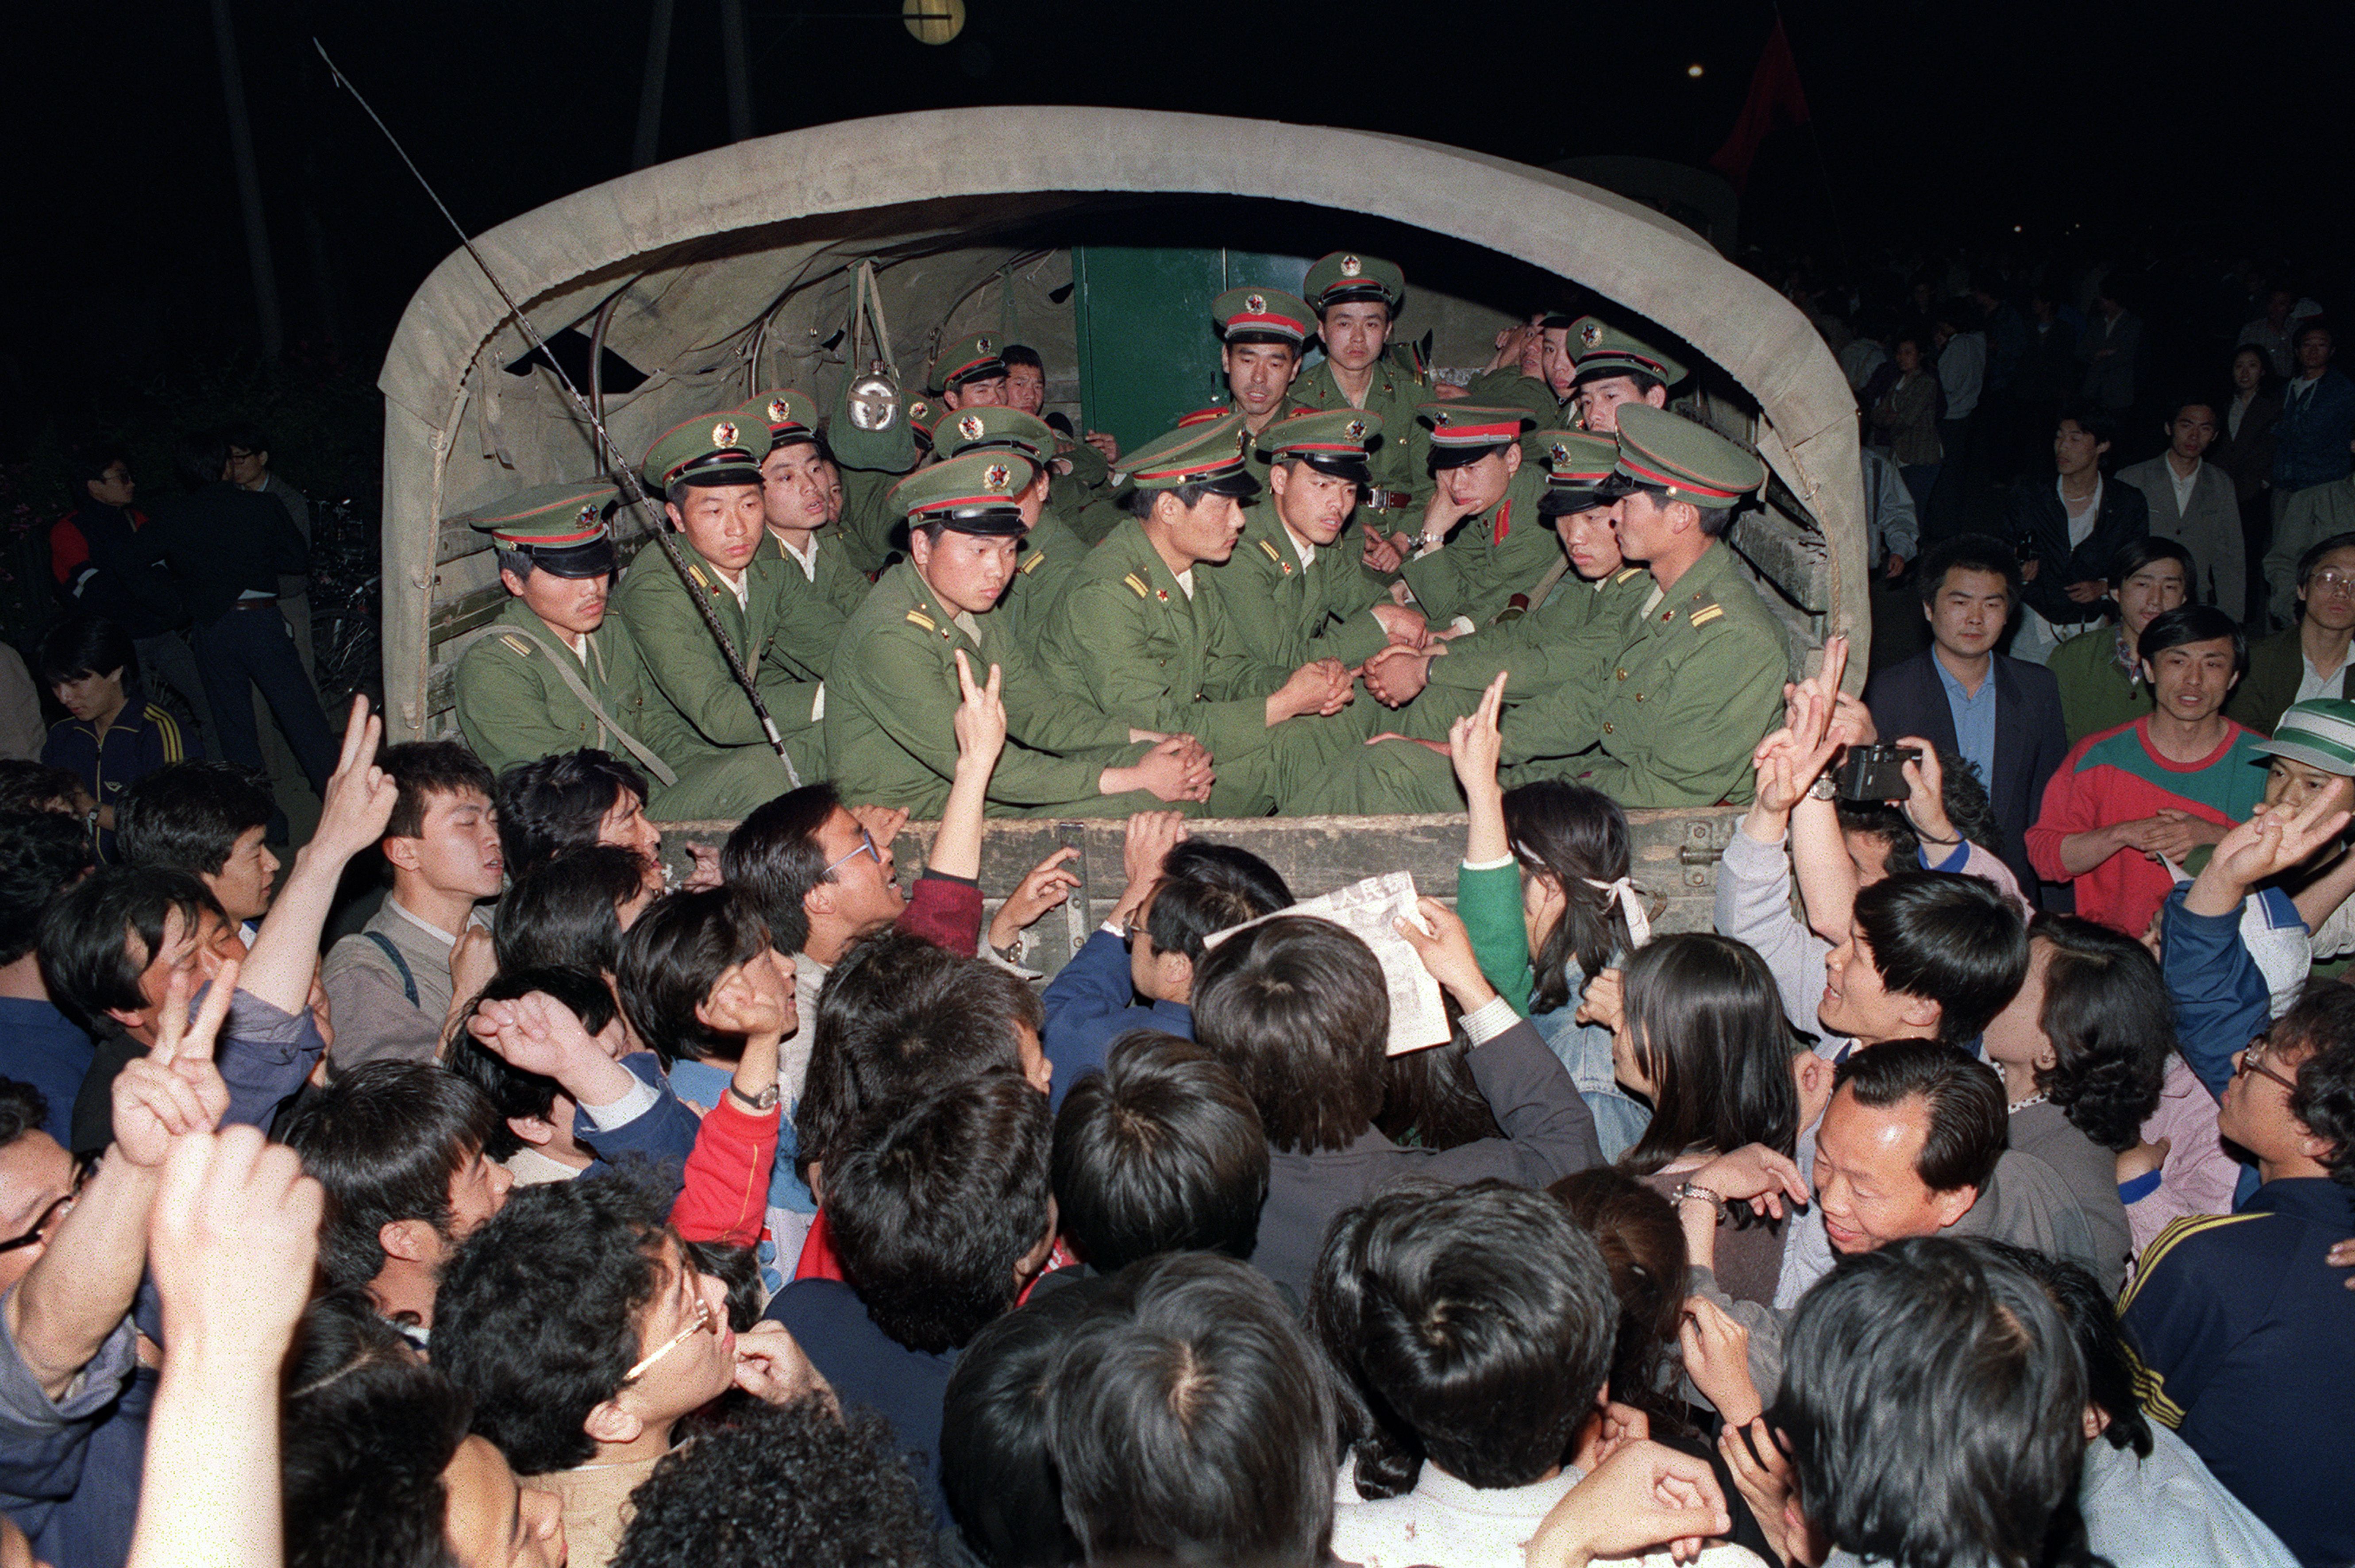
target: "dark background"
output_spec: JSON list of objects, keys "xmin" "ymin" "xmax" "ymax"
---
[{"xmin": 4, "ymin": 0, "xmax": 2352, "ymax": 491}]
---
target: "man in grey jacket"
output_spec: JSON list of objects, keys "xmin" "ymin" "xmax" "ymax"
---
[{"xmin": 2119, "ymin": 400, "xmax": 2244, "ymax": 620}]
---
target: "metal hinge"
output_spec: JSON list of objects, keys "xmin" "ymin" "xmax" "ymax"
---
[{"xmin": 1679, "ymin": 817, "xmax": 1732, "ymax": 886}]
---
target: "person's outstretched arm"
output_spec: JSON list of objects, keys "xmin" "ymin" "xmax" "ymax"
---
[{"xmin": 240, "ymin": 697, "xmax": 397, "ymax": 1017}]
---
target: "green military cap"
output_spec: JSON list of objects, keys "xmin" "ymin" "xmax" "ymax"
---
[
  {"xmin": 1418, "ymin": 404, "xmax": 1537, "ymax": 469},
  {"xmin": 459, "ymin": 480, "xmax": 620, "ymax": 578},
  {"xmin": 1212, "ymin": 286, "xmax": 1315, "ymax": 347},
  {"xmin": 889, "ymin": 450, "xmax": 1038, "ymax": 536},
  {"xmin": 903, "ymin": 393, "xmax": 943, "ymax": 451},
  {"xmin": 1122, "ymin": 412, "xmax": 1260, "ymax": 498},
  {"xmin": 1568, "ymin": 316, "xmax": 1688, "ymax": 389},
  {"xmin": 1607, "ymin": 404, "xmax": 1765, "ymax": 506},
  {"xmin": 1303, "ymin": 251, "xmax": 1406, "ymax": 315},
  {"xmin": 929, "ymin": 331, "xmax": 1008, "ymax": 394},
  {"xmin": 741, "ymin": 387, "xmax": 820, "ymax": 451},
  {"xmin": 937, "ymin": 405, "xmax": 1057, "ymax": 467},
  {"xmin": 1531, "ymin": 430, "xmax": 1621, "ymax": 517},
  {"xmin": 643, "ymin": 409, "xmax": 764, "ymax": 497},
  {"xmin": 2253, "ymin": 698, "xmax": 2355, "ymax": 775},
  {"xmin": 1256, "ymin": 407, "xmax": 1383, "ymax": 483}
]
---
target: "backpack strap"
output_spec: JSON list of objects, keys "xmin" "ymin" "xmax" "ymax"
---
[{"xmin": 360, "ymin": 931, "xmax": 420, "ymax": 1008}]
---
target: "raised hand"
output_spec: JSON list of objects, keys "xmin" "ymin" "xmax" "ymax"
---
[
  {"xmin": 310, "ymin": 695, "xmax": 399, "ymax": 864},
  {"xmin": 449, "ymin": 928, "xmax": 498, "ymax": 1011},
  {"xmin": 1573, "ymin": 967, "xmax": 1626, "ymax": 1035},
  {"xmin": 114, "ymin": 961, "xmax": 238, "ymax": 1168},
  {"xmin": 1895, "ymin": 735, "xmax": 1958, "ymax": 848},
  {"xmin": 680, "ymin": 842, "xmax": 725, "ymax": 891},
  {"xmin": 700, "ymin": 949, "xmax": 794, "ymax": 1044},
  {"xmin": 1447, "ymin": 672, "xmax": 1508, "ymax": 800},
  {"xmin": 470, "ymin": 990, "xmax": 600, "ymax": 1079},
  {"xmin": 1121, "ymin": 810, "xmax": 1190, "ymax": 890},
  {"xmin": 1718, "ymin": 1418, "xmax": 1800, "ymax": 1566},
  {"xmin": 732, "ymin": 1319, "xmax": 831, "ymax": 1406},
  {"xmin": 146, "ymin": 1124, "xmax": 323, "ymax": 1366},
  {"xmin": 951, "ymin": 650, "xmax": 1010, "ymax": 772},
  {"xmin": 1688, "ymin": 1142, "xmax": 1812, "ymax": 1221},
  {"xmin": 2209, "ymin": 788, "xmax": 2354, "ymax": 892}
]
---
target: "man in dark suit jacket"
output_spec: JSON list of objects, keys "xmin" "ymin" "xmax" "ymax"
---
[
  {"xmin": 2007, "ymin": 404, "xmax": 2149, "ymax": 658},
  {"xmin": 1863, "ymin": 535, "xmax": 2070, "ymax": 901}
]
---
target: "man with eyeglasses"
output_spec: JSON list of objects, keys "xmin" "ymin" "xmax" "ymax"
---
[
  {"xmin": 2133, "ymin": 797, "xmax": 2355, "ymax": 1566},
  {"xmin": 2231, "ymin": 531, "xmax": 2355, "ymax": 738}
]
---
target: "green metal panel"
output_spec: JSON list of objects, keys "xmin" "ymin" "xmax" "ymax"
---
[{"xmin": 1071, "ymin": 247, "xmax": 1314, "ymax": 452}]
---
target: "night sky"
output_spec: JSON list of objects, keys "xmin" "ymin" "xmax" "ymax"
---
[{"xmin": 5, "ymin": 0, "xmax": 2352, "ymax": 439}]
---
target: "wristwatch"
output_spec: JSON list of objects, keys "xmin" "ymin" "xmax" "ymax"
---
[
  {"xmin": 1669, "ymin": 1182, "xmax": 1725, "ymax": 1221},
  {"xmin": 1807, "ymin": 774, "xmax": 1839, "ymax": 801},
  {"xmin": 728, "ymin": 1082, "xmax": 781, "ymax": 1113}
]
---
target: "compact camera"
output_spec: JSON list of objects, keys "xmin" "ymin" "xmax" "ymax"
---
[{"xmin": 1836, "ymin": 744, "xmax": 1921, "ymax": 802}]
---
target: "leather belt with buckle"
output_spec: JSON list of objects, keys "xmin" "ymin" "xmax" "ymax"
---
[{"xmin": 1361, "ymin": 489, "xmax": 1415, "ymax": 512}]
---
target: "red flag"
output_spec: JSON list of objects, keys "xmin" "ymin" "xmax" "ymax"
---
[{"xmin": 1708, "ymin": 17, "xmax": 1812, "ymax": 192}]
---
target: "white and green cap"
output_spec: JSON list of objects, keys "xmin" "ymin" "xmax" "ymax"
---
[{"xmin": 2251, "ymin": 698, "xmax": 2355, "ymax": 776}]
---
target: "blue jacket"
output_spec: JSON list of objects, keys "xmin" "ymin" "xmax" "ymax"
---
[
  {"xmin": 568, "ymin": 1052, "xmax": 699, "ymax": 1177},
  {"xmin": 2270, "ymin": 368, "xmax": 2355, "ymax": 492},
  {"xmin": 1040, "ymin": 928, "xmax": 1193, "ymax": 1109}
]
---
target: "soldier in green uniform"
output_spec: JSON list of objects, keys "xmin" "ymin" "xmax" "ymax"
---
[
  {"xmin": 824, "ymin": 451, "xmax": 1213, "ymax": 817},
  {"xmin": 741, "ymin": 388, "xmax": 873, "ymax": 682},
  {"xmin": 1381, "ymin": 405, "xmax": 1554, "ymax": 631},
  {"xmin": 934, "ymin": 405, "xmax": 1090, "ymax": 650},
  {"xmin": 933, "ymin": 331, "xmax": 1010, "ymax": 411},
  {"xmin": 1566, "ymin": 316, "xmax": 1687, "ymax": 435},
  {"xmin": 609, "ymin": 410, "xmax": 825, "ymax": 800},
  {"xmin": 1179, "ymin": 287, "xmax": 1314, "ymax": 443},
  {"xmin": 1040, "ymin": 415, "xmax": 1361, "ymax": 817},
  {"xmin": 1298, "ymin": 405, "xmax": 1788, "ymax": 812},
  {"xmin": 1199, "ymin": 408, "xmax": 1426, "ymax": 699},
  {"xmin": 1290, "ymin": 251, "xmax": 1435, "ymax": 530},
  {"xmin": 1002, "ymin": 341, "xmax": 1121, "ymax": 515}
]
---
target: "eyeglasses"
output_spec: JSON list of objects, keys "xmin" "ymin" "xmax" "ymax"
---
[
  {"xmin": 623, "ymin": 1290, "xmax": 715, "ymax": 1382},
  {"xmin": 2308, "ymin": 569, "xmax": 2355, "ymax": 597},
  {"xmin": 825, "ymin": 828, "xmax": 880, "ymax": 876},
  {"xmin": 0, "ymin": 1160, "xmax": 91, "ymax": 1254},
  {"xmin": 2236, "ymin": 1033, "xmax": 2301, "ymax": 1094}
]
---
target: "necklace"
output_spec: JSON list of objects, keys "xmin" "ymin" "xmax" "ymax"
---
[{"xmin": 2008, "ymin": 1092, "xmax": 2048, "ymax": 1113}]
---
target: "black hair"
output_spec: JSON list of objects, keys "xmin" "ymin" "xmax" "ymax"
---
[
  {"xmin": 2276, "ymin": 980, "xmax": 2355, "ymax": 1186},
  {"xmin": 115, "ymin": 761, "xmax": 274, "ymax": 877},
  {"xmin": 0, "ymin": 811, "xmax": 95, "ymax": 967},
  {"xmin": 431, "ymin": 1170, "xmax": 674, "ymax": 1475},
  {"xmin": 2106, "ymin": 535, "xmax": 2196, "ymax": 591},
  {"xmin": 2023, "ymin": 914, "xmax": 2170, "ymax": 1152},
  {"xmin": 940, "ymin": 1276, "xmax": 1110, "ymax": 1568},
  {"xmin": 221, "ymin": 421, "xmax": 271, "ymax": 458},
  {"xmin": 2295, "ymin": 530, "xmax": 2355, "ymax": 608},
  {"xmin": 1314, "ymin": 1179, "xmax": 1616, "ymax": 1497},
  {"xmin": 2057, "ymin": 401, "xmax": 2119, "ymax": 450},
  {"xmin": 826, "ymin": 1069, "xmax": 1053, "ymax": 1353},
  {"xmin": 35, "ymin": 615, "xmax": 136, "ymax": 690},
  {"xmin": 1914, "ymin": 533, "xmax": 2023, "ymax": 604},
  {"xmin": 1549, "ymin": 1167, "xmax": 1692, "ymax": 1438},
  {"xmin": 446, "ymin": 967, "xmax": 619, "ymax": 1159},
  {"xmin": 2296, "ymin": 318, "xmax": 2335, "ymax": 349},
  {"xmin": 615, "ymin": 887, "xmax": 772, "ymax": 1064},
  {"xmin": 1123, "ymin": 480, "xmax": 1216, "ymax": 520},
  {"xmin": 378, "ymin": 741, "xmax": 496, "ymax": 843},
  {"xmin": 1375, "ymin": 1036, "xmax": 1505, "ymax": 1152},
  {"xmin": 718, "ymin": 782, "xmax": 838, "ymax": 957},
  {"xmin": 1849, "ymin": 871, "xmax": 2029, "ymax": 1043},
  {"xmin": 1501, "ymin": 781, "xmax": 1637, "ymax": 1013},
  {"xmin": 998, "ymin": 343, "xmax": 1045, "ymax": 373},
  {"xmin": 494, "ymin": 844, "xmax": 647, "ymax": 977},
  {"xmin": 613, "ymin": 1398, "xmax": 938, "ymax": 1568},
  {"xmin": 1835, "ymin": 747, "xmax": 2003, "ymax": 872},
  {"xmin": 1832, "ymin": 1037, "xmax": 2008, "ymax": 1196},
  {"xmin": 1143, "ymin": 840, "xmax": 1292, "ymax": 963},
  {"xmin": 1986, "ymin": 1240, "xmax": 2152, "ymax": 1458},
  {"xmin": 794, "ymin": 932, "xmax": 1032, "ymax": 1178},
  {"xmin": 2135, "ymin": 603, "xmax": 2247, "ymax": 680},
  {"xmin": 173, "ymin": 428, "xmax": 230, "ymax": 491},
  {"xmin": 1045, "ymin": 1252, "xmax": 1337, "ymax": 1568},
  {"xmin": 66, "ymin": 442, "xmax": 131, "ymax": 493},
  {"xmin": 0, "ymin": 762, "xmax": 86, "ymax": 816},
  {"xmin": 280, "ymin": 1060, "xmax": 503, "ymax": 1291},
  {"xmin": 282, "ymin": 1292, "xmax": 475, "ymax": 1568},
  {"xmin": 493, "ymin": 750, "xmax": 651, "ymax": 878},
  {"xmin": 0, "ymin": 1079, "xmax": 48, "ymax": 1152},
  {"xmin": 1191, "ymin": 915, "xmax": 1387, "ymax": 1154},
  {"xmin": 1773, "ymin": 1237, "xmax": 2099, "ymax": 1568},
  {"xmin": 1051, "ymin": 1030, "xmax": 1268, "ymax": 1275},
  {"xmin": 2164, "ymin": 393, "xmax": 2220, "ymax": 425},
  {"xmin": 36, "ymin": 865, "xmax": 220, "ymax": 1027},
  {"xmin": 1618, "ymin": 933, "xmax": 1803, "ymax": 1175}
]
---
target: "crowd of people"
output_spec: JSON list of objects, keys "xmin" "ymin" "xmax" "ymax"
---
[{"xmin": 0, "ymin": 240, "xmax": 2350, "ymax": 1568}]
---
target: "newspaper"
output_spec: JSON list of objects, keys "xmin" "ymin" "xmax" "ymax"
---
[{"xmin": 1202, "ymin": 871, "xmax": 1452, "ymax": 1056}]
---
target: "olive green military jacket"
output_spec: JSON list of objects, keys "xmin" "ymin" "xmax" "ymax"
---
[
  {"xmin": 835, "ymin": 463, "xmax": 911, "ymax": 575},
  {"xmin": 1398, "ymin": 463, "xmax": 1555, "ymax": 629},
  {"xmin": 1041, "ymin": 521, "xmax": 1275, "ymax": 761},
  {"xmin": 608, "ymin": 538, "xmax": 823, "ymax": 760},
  {"xmin": 996, "ymin": 507, "xmax": 1092, "ymax": 651},
  {"xmin": 452, "ymin": 598, "xmax": 667, "ymax": 779},
  {"xmin": 1200, "ymin": 498, "xmax": 1391, "ymax": 698},
  {"xmin": 764, "ymin": 528, "xmax": 874, "ymax": 683},
  {"xmin": 1424, "ymin": 564, "xmax": 1656, "ymax": 702},
  {"xmin": 1050, "ymin": 432, "xmax": 1116, "ymax": 524},
  {"xmin": 1499, "ymin": 543, "xmax": 1787, "ymax": 807},
  {"xmin": 1291, "ymin": 358, "xmax": 1434, "ymax": 506},
  {"xmin": 825, "ymin": 562, "xmax": 1137, "ymax": 815}
]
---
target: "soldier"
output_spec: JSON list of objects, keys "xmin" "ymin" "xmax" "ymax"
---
[
  {"xmin": 1566, "ymin": 316, "xmax": 1688, "ymax": 434},
  {"xmin": 1290, "ymin": 250, "xmax": 1434, "ymax": 530},
  {"xmin": 1200, "ymin": 408, "xmax": 1426, "ymax": 699},
  {"xmin": 1191, "ymin": 286, "xmax": 1314, "ymax": 440},
  {"xmin": 933, "ymin": 331, "xmax": 1010, "ymax": 412},
  {"xmin": 1002, "ymin": 341, "xmax": 1120, "ymax": 509},
  {"xmin": 824, "ymin": 451, "xmax": 1211, "ymax": 817},
  {"xmin": 609, "ymin": 411, "xmax": 825, "ymax": 798},
  {"xmin": 449, "ymin": 482, "xmax": 779, "ymax": 818},
  {"xmin": 741, "ymin": 388, "xmax": 872, "ymax": 682},
  {"xmin": 1040, "ymin": 415, "xmax": 1358, "ymax": 817},
  {"xmin": 934, "ymin": 405, "xmax": 1090, "ymax": 649},
  {"xmin": 1376, "ymin": 405, "xmax": 1552, "ymax": 631},
  {"xmin": 1299, "ymin": 405, "xmax": 1786, "ymax": 812}
]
